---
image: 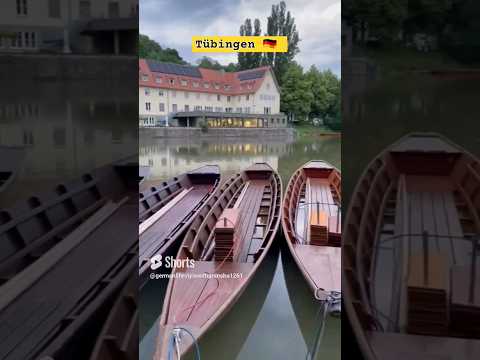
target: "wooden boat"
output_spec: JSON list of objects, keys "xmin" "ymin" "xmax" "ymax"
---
[
  {"xmin": 89, "ymin": 270, "xmax": 138, "ymax": 360},
  {"xmin": 138, "ymin": 165, "xmax": 221, "ymax": 286},
  {"xmin": 0, "ymin": 146, "xmax": 25, "ymax": 193},
  {"xmin": 154, "ymin": 163, "xmax": 282, "ymax": 359},
  {"xmin": 0, "ymin": 158, "xmax": 138, "ymax": 360},
  {"xmin": 343, "ymin": 133, "xmax": 480, "ymax": 360},
  {"xmin": 282, "ymin": 160, "xmax": 341, "ymax": 301}
]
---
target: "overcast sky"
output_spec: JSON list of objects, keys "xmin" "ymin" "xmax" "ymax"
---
[{"xmin": 140, "ymin": 0, "xmax": 341, "ymax": 76}]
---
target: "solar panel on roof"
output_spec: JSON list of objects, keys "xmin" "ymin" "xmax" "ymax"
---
[
  {"xmin": 146, "ymin": 60, "xmax": 202, "ymax": 78},
  {"xmin": 237, "ymin": 69, "xmax": 266, "ymax": 81}
]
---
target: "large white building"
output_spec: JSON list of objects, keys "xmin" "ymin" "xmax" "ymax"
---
[
  {"xmin": 0, "ymin": 0, "xmax": 137, "ymax": 54},
  {"xmin": 139, "ymin": 59, "xmax": 287, "ymax": 128}
]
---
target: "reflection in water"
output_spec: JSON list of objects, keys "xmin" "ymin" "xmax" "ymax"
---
[
  {"xmin": 0, "ymin": 81, "xmax": 137, "ymax": 207},
  {"xmin": 139, "ymin": 132, "xmax": 341, "ymax": 359}
]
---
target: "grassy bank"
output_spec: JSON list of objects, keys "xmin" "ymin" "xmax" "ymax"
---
[{"xmin": 294, "ymin": 123, "xmax": 341, "ymax": 139}]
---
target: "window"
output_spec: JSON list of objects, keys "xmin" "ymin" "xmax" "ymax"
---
[
  {"xmin": 79, "ymin": 1, "xmax": 91, "ymax": 18},
  {"xmin": 16, "ymin": 0, "xmax": 27, "ymax": 15},
  {"xmin": 185, "ymin": 105, "xmax": 189, "ymax": 111},
  {"xmin": 49, "ymin": 0, "xmax": 61, "ymax": 18},
  {"xmin": 227, "ymin": 96, "xmax": 231, "ymax": 102},
  {"xmin": 158, "ymin": 90, "xmax": 164, "ymax": 96},
  {"xmin": 194, "ymin": 105, "xmax": 202, "ymax": 111},
  {"xmin": 193, "ymin": 82, "xmax": 199, "ymax": 88},
  {"xmin": 204, "ymin": 82, "xmax": 210, "ymax": 89},
  {"xmin": 172, "ymin": 90, "xmax": 176, "ymax": 98},
  {"xmin": 145, "ymin": 102, "xmax": 151, "ymax": 111},
  {"xmin": 225, "ymin": 107, "xmax": 233, "ymax": 113},
  {"xmin": 155, "ymin": 77, "xmax": 162, "ymax": 84},
  {"xmin": 108, "ymin": 1, "xmax": 120, "ymax": 18},
  {"xmin": 264, "ymin": 107, "xmax": 271, "ymax": 114},
  {"xmin": 246, "ymin": 94, "xmax": 250, "ymax": 101},
  {"xmin": 184, "ymin": 92, "xmax": 189, "ymax": 99},
  {"xmin": 145, "ymin": 88, "xmax": 150, "ymax": 96},
  {"xmin": 141, "ymin": 74, "xmax": 148, "ymax": 81},
  {"xmin": 11, "ymin": 32, "xmax": 22, "ymax": 47},
  {"xmin": 172, "ymin": 104, "xmax": 177, "ymax": 112},
  {"xmin": 169, "ymin": 79, "xmax": 175, "ymax": 85},
  {"xmin": 205, "ymin": 106, "xmax": 213, "ymax": 112},
  {"xmin": 217, "ymin": 94, "xmax": 221, "ymax": 101},
  {"xmin": 214, "ymin": 83, "xmax": 220, "ymax": 90},
  {"xmin": 196, "ymin": 93, "xmax": 200, "ymax": 99},
  {"xmin": 159, "ymin": 103, "xmax": 165, "ymax": 112},
  {"xmin": 236, "ymin": 107, "xmax": 242, "ymax": 113},
  {"xmin": 181, "ymin": 79, "xmax": 187, "ymax": 86}
]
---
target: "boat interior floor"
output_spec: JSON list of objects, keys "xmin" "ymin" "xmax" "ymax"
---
[
  {"xmin": 139, "ymin": 185, "xmax": 212, "ymax": 263},
  {"xmin": 233, "ymin": 180, "xmax": 269, "ymax": 263},
  {"xmin": 166, "ymin": 261, "xmax": 253, "ymax": 327},
  {"xmin": 368, "ymin": 331, "xmax": 480, "ymax": 360},
  {"xmin": 0, "ymin": 203, "xmax": 137, "ymax": 360},
  {"xmin": 307, "ymin": 178, "xmax": 339, "ymax": 217},
  {"xmin": 293, "ymin": 244, "xmax": 341, "ymax": 293},
  {"xmin": 374, "ymin": 175, "xmax": 476, "ymax": 330}
]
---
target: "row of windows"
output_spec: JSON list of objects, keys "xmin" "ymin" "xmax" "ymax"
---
[
  {"xmin": 260, "ymin": 94, "xmax": 275, "ymax": 101},
  {"xmin": 143, "ymin": 88, "xmax": 251, "ymax": 102},
  {"xmin": 141, "ymin": 74, "xmax": 254, "ymax": 91},
  {"xmin": 144, "ymin": 103, "xmax": 252, "ymax": 114},
  {"xmin": 15, "ymin": 0, "xmax": 137, "ymax": 19},
  {"xmin": 0, "ymin": 32, "xmax": 37, "ymax": 49}
]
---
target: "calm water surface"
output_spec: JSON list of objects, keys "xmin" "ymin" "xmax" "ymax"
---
[{"xmin": 139, "ymin": 133, "xmax": 341, "ymax": 360}]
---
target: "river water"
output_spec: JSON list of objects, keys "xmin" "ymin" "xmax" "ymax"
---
[{"xmin": 139, "ymin": 133, "xmax": 341, "ymax": 360}]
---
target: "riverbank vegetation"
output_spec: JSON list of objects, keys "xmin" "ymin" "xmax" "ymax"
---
[{"xmin": 343, "ymin": 0, "xmax": 480, "ymax": 70}]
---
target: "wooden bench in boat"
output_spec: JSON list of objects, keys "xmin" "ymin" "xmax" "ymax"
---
[
  {"xmin": 214, "ymin": 208, "xmax": 240, "ymax": 262},
  {"xmin": 306, "ymin": 178, "xmax": 340, "ymax": 246}
]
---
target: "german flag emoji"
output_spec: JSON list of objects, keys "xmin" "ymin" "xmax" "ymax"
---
[{"xmin": 263, "ymin": 38, "xmax": 277, "ymax": 48}]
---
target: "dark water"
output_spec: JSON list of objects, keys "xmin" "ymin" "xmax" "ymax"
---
[
  {"xmin": 139, "ymin": 133, "xmax": 341, "ymax": 359},
  {"xmin": 0, "ymin": 81, "xmax": 137, "ymax": 207}
]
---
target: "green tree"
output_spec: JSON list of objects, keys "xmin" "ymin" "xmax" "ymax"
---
[
  {"xmin": 306, "ymin": 66, "xmax": 341, "ymax": 120},
  {"xmin": 280, "ymin": 62, "xmax": 313, "ymax": 121},
  {"xmin": 139, "ymin": 34, "xmax": 186, "ymax": 64},
  {"xmin": 196, "ymin": 56, "xmax": 224, "ymax": 70},
  {"xmin": 238, "ymin": 18, "xmax": 262, "ymax": 70},
  {"xmin": 263, "ymin": 1, "xmax": 300, "ymax": 84}
]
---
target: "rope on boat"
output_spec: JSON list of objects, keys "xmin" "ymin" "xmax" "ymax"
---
[
  {"xmin": 173, "ymin": 217, "xmax": 239, "ymax": 324},
  {"xmin": 167, "ymin": 327, "xmax": 201, "ymax": 360},
  {"xmin": 306, "ymin": 290, "xmax": 342, "ymax": 360}
]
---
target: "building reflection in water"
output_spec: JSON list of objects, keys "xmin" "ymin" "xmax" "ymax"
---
[
  {"xmin": 0, "ymin": 81, "xmax": 137, "ymax": 206},
  {"xmin": 140, "ymin": 137, "xmax": 293, "ymax": 180}
]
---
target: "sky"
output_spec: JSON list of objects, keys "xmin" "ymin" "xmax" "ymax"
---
[{"xmin": 140, "ymin": 0, "xmax": 341, "ymax": 76}]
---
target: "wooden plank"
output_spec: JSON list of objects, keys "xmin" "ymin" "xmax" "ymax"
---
[
  {"xmin": 139, "ymin": 187, "xmax": 192, "ymax": 235},
  {"xmin": 0, "ymin": 199, "xmax": 126, "ymax": 313}
]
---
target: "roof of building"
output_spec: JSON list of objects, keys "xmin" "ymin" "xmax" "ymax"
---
[{"xmin": 139, "ymin": 59, "xmax": 277, "ymax": 95}]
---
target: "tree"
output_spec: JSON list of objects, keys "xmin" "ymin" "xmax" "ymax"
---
[
  {"xmin": 238, "ymin": 18, "xmax": 262, "ymax": 70},
  {"xmin": 280, "ymin": 62, "xmax": 313, "ymax": 121},
  {"xmin": 306, "ymin": 66, "xmax": 341, "ymax": 120},
  {"xmin": 139, "ymin": 34, "xmax": 186, "ymax": 64},
  {"xmin": 263, "ymin": 1, "xmax": 300, "ymax": 84},
  {"xmin": 196, "ymin": 56, "xmax": 224, "ymax": 70}
]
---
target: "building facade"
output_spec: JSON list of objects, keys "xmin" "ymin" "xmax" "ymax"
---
[
  {"xmin": 139, "ymin": 59, "xmax": 287, "ymax": 128},
  {"xmin": 0, "ymin": 0, "xmax": 137, "ymax": 54}
]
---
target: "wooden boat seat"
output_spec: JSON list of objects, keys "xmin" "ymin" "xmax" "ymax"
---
[
  {"xmin": 165, "ymin": 261, "xmax": 254, "ymax": 327},
  {"xmin": 214, "ymin": 208, "xmax": 240, "ymax": 262},
  {"xmin": 292, "ymin": 244, "xmax": 341, "ymax": 294},
  {"xmin": 139, "ymin": 185, "xmax": 211, "ymax": 265}
]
